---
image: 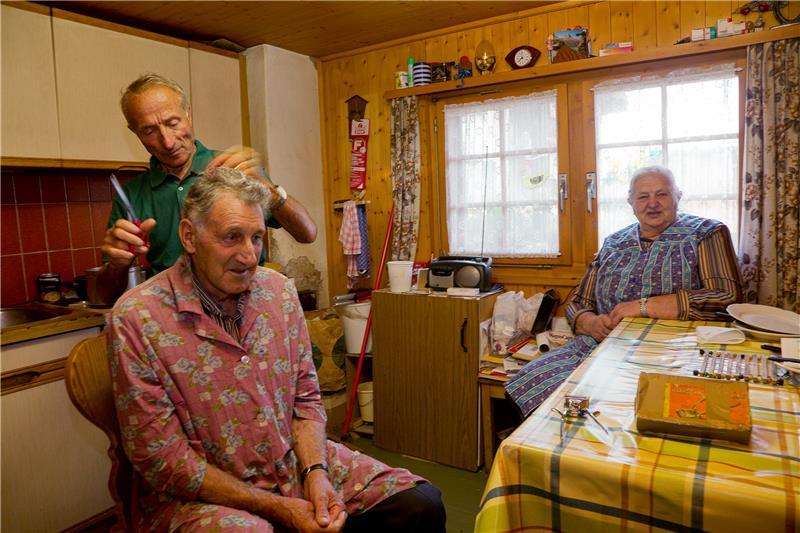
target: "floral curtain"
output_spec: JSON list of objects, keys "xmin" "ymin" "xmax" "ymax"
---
[
  {"xmin": 390, "ymin": 96, "xmax": 421, "ymax": 261},
  {"xmin": 739, "ymin": 38, "xmax": 800, "ymax": 312}
]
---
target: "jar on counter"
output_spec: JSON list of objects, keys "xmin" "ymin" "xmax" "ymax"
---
[{"xmin": 37, "ymin": 273, "xmax": 61, "ymax": 303}]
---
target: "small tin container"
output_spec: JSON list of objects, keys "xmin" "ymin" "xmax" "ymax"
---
[{"xmin": 37, "ymin": 272, "xmax": 61, "ymax": 303}]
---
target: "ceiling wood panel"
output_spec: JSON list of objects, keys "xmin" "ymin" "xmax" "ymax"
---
[{"xmin": 38, "ymin": 1, "xmax": 557, "ymax": 58}]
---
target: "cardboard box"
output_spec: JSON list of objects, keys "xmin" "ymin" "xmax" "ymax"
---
[
  {"xmin": 322, "ymin": 391, "xmax": 348, "ymax": 436},
  {"xmin": 635, "ymin": 372, "xmax": 751, "ymax": 443}
]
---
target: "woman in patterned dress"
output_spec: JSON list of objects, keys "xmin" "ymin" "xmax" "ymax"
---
[{"xmin": 506, "ymin": 165, "xmax": 743, "ymax": 417}]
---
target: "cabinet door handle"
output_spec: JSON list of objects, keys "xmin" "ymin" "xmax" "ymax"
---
[
  {"xmin": 1, "ymin": 370, "xmax": 41, "ymax": 388},
  {"xmin": 460, "ymin": 318, "xmax": 468, "ymax": 352}
]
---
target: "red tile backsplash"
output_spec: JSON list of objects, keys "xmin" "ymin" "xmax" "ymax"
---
[
  {"xmin": 65, "ymin": 175, "xmax": 90, "ymax": 202},
  {"xmin": 13, "ymin": 174, "xmax": 41, "ymax": 204},
  {"xmin": 44, "ymin": 203, "xmax": 71, "ymax": 250},
  {"xmin": 1, "ymin": 205, "xmax": 20, "ymax": 255},
  {"xmin": 22, "ymin": 251, "xmax": 50, "ymax": 302},
  {"xmin": 41, "ymin": 174, "xmax": 67, "ymax": 203},
  {"xmin": 17, "ymin": 204, "xmax": 47, "ymax": 253},
  {"xmin": 68, "ymin": 203, "xmax": 94, "ymax": 249},
  {"xmin": 1, "ymin": 168, "xmax": 141, "ymax": 306},
  {"xmin": 1, "ymin": 255, "xmax": 26, "ymax": 304}
]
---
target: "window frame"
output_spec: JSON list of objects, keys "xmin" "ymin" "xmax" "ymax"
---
[
  {"xmin": 580, "ymin": 51, "xmax": 746, "ymax": 259},
  {"xmin": 432, "ymin": 81, "xmax": 572, "ymax": 266}
]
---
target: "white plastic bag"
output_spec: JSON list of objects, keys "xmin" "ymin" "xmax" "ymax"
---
[{"xmin": 490, "ymin": 291, "xmax": 524, "ymax": 355}]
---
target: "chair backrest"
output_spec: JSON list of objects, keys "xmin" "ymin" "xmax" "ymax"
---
[{"xmin": 64, "ymin": 334, "xmax": 133, "ymax": 531}]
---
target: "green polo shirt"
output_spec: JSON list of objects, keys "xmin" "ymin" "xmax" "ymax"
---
[{"xmin": 108, "ymin": 140, "xmax": 276, "ymax": 275}]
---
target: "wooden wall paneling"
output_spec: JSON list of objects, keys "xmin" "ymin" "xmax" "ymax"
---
[
  {"xmin": 547, "ymin": 9, "xmax": 568, "ymax": 36},
  {"xmin": 609, "ymin": 1, "xmax": 634, "ymax": 44},
  {"xmin": 456, "ymin": 26, "xmax": 482, "ymax": 65},
  {"xmin": 440, "ymin": 31, "xmax": 460, "ymax": 63},
  {"xmin": 790, "ymin": 1, "xmax": 800, "ymax": 20},
  {"xmin": 656, "ymin": 1, "xmax": 682, "ymax": 47},
  {"xmin": 528, "ymin": 13, "xmax": 551, "ymax": 56},
  {"xmin": 588, "ymin": 2, "xmax": 613, "ymax": 50},
  {"xmin": 632, "ymin": 1, "xmax": 659, "ymax": 50},
  {"xmin": 705, "ymin": 1, "xmax": 733, "ymax": 28},
  {"xmin": 485, "ymin": 20, "xmax": 527, "ymax": 75},
  {"xmin": 680, "ymin": 1, "xmax": 706, "ymax": 36},
  {"xmin": 566, "ymin": 80, "xmax": 588, "ymax": 267},
  {"xmin": 563, "ymin": 4, "xmax": 591, "ymax": 31}
]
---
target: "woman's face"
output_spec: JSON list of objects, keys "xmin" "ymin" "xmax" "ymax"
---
[{"xmin": 629, "ymin": 173, "xmax": 681, "ymax": 237}]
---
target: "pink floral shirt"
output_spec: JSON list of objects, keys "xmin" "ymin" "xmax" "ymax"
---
[{"xmin": 108, "ymin": 256, "xmax": 422, "ymax": 529}]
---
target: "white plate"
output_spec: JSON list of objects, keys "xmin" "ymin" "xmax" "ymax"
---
[
  {"xmin": 732, "ymin": 321, "xmax": 800, "ymax": 341},
  {"xmin": 727, "ymin": 303, "xmax": 800, "ymax": 335}
]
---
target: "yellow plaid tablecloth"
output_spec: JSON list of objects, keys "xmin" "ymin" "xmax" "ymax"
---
[{"xmin": 475, "ymin": 318, "xmax": 799, "ymax": 532}]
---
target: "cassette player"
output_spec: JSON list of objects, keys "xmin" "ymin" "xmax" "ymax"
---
[{"xmin": 428, "ymin": 256, "xmax": 493, "ymax": 292}]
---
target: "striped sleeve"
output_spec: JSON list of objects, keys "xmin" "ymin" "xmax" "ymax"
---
[
  {"xmin": 566, "ymin": 256, "xmax": 601, "ymax": 329},
  {"xmin": 675, "ymin": 224, "xmax": 744, "ymax": 320}
]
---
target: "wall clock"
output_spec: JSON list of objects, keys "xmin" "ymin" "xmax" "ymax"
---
[{"xmin": 505, "ymin": 45, "xmax": 541, "ymax": 69}]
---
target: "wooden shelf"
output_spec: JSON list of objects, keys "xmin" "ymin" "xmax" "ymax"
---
[{"xmin": 384, "ymin": 24, "xmax": 800, "ymax": 100}]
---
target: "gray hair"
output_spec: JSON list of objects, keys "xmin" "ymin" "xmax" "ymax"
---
[
  {"xmin": 181, "ymin": 167, "xmax": 272, "ymax": 226},
  {"xmin": 628, "ymin": 165, "xmax": 681, "ymax": 201},
  {"xmin": 120, "ymin": 73, "xmax": 190, "ymax": 126}
]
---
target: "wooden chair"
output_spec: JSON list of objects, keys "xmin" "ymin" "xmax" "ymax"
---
[{"xmin": 64, "ymin": 334, "xmax": 134, "ymax": 531}]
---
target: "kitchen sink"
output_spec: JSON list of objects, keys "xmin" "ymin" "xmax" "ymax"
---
[{"xmin": 0, "ymin": 304, "xmax": 74, "ymax": 329}]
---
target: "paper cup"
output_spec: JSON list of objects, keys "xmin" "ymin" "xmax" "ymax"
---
[{"xmin": 387, "ymin": 261, "xmax": 414, "ymax": 293}]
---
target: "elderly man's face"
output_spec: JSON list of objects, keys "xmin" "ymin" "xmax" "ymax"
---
[
  {"xmin": 182, "ymin": 192, "xmax": 265, "ymax": 301},
  {"xmin": 629, "ymin": 173, "xmax": 680, "ymax": 237},
  {"xmin": 126, "ymin": 86, "xmax": 195, "ymax": 175}
]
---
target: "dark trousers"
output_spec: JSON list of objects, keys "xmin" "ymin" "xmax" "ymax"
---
[{"xmin": 344, "ymin": 482, "xmax": 446, "ymax": 533}]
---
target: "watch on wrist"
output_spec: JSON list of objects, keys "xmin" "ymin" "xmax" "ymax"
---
[
  {"xmin": 639, "ymin": 297, "xmax": 649, "ymax": 318},
  {"xmin": 271, "ymin": 184, "xmax": 288, "ymax": 210},
  {"xmin": 300, "ymin": 463, "xmax": 329, "ymax": 483}
]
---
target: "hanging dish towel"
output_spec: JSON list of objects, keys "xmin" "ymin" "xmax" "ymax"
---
[
  {"xmin": 356, "ymin": 203, "xmax": 371, "ymax": 276},
  {"xmin": 339, "ymin": 201, "xmax": 361, "ymax": 288}
]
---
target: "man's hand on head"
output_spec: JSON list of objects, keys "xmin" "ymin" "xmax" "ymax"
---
[
  {"xmin": 206, "ymin": 145, "xmax": 270, "ymax": 184},
  {"xmin": 101, "ymin": 218, "xmax": 156, "ymax": 268}
]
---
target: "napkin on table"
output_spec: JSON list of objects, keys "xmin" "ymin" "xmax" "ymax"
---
[{"xmin": 696, "ymin": 326, "xmax": 746, "ymax": 344}]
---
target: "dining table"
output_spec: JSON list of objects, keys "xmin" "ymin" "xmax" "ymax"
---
[{"xmin": 475, "ymin": 317, "xmax": 799, "ymax": 532}]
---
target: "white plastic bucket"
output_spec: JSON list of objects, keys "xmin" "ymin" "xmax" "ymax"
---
[
  {"xmin": 357, "ymin": 381, "xmax": 374, "ymax": 422},
  {"xmin": 387, "ymin": 260, "xmax": 413, "ymax": 293},
  {"xmin": 336, "ymin": 301, "xmax": 372, "ymax": 354}
]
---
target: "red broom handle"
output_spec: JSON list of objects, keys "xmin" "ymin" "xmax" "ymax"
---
[{"xmin": 342, "ymin": 205, "xmax": 395, "ymax": 437}]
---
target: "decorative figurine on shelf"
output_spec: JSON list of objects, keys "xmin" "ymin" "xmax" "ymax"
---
[
  {"xmin": 454, "ymin": 56, "xmax": 473, "ymax": 88},
  {"xmin": 474, "ymin": 40, "xmax": 496, "ymax": 75},
  {"xmin": 733, "ymin": 1, "xmax": 771, "ymax": 16}
]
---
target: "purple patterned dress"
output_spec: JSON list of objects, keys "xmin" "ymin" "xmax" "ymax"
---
[{"xmin": 506, "ymin": 214, "xmax": 724, "ymax": 416}]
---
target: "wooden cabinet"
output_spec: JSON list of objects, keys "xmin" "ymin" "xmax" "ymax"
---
[
  {"xmin": 0, "ymin": 5, "xmax": 61, "ymax": 159},
  {"xmin": 372, "ymin": 290, "xmax": 497, "ymax": 471},
  {"xmin": 189, "ymin": 47, "xmax": 244, "ymax": 149},
  {"xmin": 1, "ymin": 327, "xmax": 111, "ymax": 532},
  {"xmin": 52, "ymin": 16, "xmax": 191, "ymax": 162}
]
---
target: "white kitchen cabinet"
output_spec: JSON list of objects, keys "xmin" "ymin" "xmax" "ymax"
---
[
  {"xmin": 1, "ymin": 327, "xmax": 112, "ymax": 532},
  {"xmin": 0, "ymin": 5, "xmax": 61, "ymax": 159},
  {"xmin": 190, "ymin": 47, "xmax": 245, "ymax": 149},
  {"xmin": 52, "ymin": 16, "xmax": 191, "ymax": 162}
]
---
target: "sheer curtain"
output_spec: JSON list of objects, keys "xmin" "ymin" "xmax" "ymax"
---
[
  {"xmin": 593, "ymin": 65, "xmax": 740, "ymax": 248},
  {"xmin": 739, "ymin": 39, "xmax": 800, "ymax": 312},
  {"xmin": 443, "ymin": 90, "xmax": 559, "ymax": 257}
]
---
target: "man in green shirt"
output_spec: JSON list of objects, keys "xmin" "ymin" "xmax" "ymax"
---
[{"xmin": 98, "ymin": 74, "xmax": 317, "ymax": 304}]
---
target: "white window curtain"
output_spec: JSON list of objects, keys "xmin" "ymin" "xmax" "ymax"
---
[
  {"xmin": 443, "ymin": 90, "xmax": 559, "ymax": 258},
  {"xmin": 593, "ymin": 64, "xmax": 740, "ymax": 248}
]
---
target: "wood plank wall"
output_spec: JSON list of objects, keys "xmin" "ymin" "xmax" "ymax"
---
[{"xmin": 318, "ymin": 0, "xmax": 797, "ymax": 302}]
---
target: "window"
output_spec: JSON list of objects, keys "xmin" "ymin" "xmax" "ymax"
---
[
  {"xmin": 442, "ymin": 89, "xmax": 563, "ymax": 258},
  {"xmin": 593, "ymin": 65, "xmax": 740, "ymax": 247}
]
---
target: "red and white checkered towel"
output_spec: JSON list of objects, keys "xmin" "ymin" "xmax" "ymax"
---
[{"xmin": 338, "ymin": 200, "xmax": 361, "ymax": 288}]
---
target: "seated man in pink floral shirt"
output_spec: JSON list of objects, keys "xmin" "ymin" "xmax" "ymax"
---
[{"xmin": 107, "ymin": 167, "xmax": 446, "ymax": 532}]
